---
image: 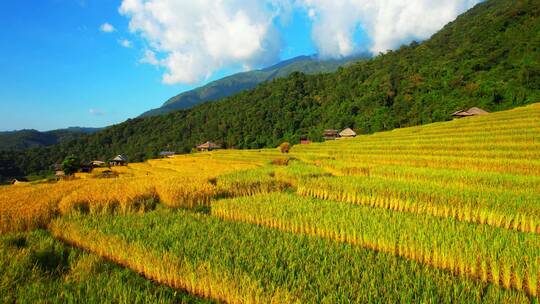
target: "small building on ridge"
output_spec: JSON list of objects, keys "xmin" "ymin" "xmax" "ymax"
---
[
  {"xmin": 339, "ymin": 128, "xmax": 357, "ymax": 138},
  {"xmin": 110, "ymin": 154, "xmax": 128, "ymax": 166},
  {"xmin": 451, "ymin": 107, "xmax": 489, "ymax": 118},
  {"xmin": 323, "ymin": 129, "xmax": 339, "ymax": 140},
  {"xmin": 196, "ymin": 141, "xmax": 222, "ymax": 152}
]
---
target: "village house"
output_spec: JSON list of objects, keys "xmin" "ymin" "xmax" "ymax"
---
[
  {"xmin": 109, "ymin": 154, "xmax": 128, "ymax": 166},
  {"xmin": 451, "ymin": 107, "xmax": 489, "ymax": 118},
  {"xmin": 300, "ymin": 138, "xmax": 312, "ymax": 145},
  {"xmin": 323, "ymin": 129, "xmax": 339, "ymax": 140},
  {"xmin": 196, "ymin": 141, "xmax": 222, "ymax": 152},
  {"xmin": 339, "ymin": 128, "xmax": 357, "ymax": 138},
  {"xmin": 51, "ymin": 163, "xmax": 65, "ymax": 179}
]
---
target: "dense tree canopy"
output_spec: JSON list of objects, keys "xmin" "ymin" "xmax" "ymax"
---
[{"xmin": 1, "ymin": 0, "xmax": 539, "ymax": 181}]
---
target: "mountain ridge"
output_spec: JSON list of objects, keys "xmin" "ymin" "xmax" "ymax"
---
[
  {"xmin": 140, "ymin": 54, "xmax": 367, "ymax": 117},
  {"xmin": 0, "ymin": 127, "xmax": 101, "ymax": 150}
]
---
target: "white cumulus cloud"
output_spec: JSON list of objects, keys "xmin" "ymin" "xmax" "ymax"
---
[
  {"xmin": 100, "ymin": 22, "xmax": 116, "ymax": 33},
  {"xmin": 301, "ymin": 0, "xmax": 483, "ymax": 57},
  {"xmin": 119, "ymin": 0, "xmax": 283, "ymax": 85},
  {"xmin": 118, "ymin": 39, "xmax": 133, "ymax": 48},
  {"xmin": 140, "ymin": 49, "xmax": 159, "ymax": 65},
  {"xmin": 118, "ymin": 0, "xmax": 483, "ymax": 84}
]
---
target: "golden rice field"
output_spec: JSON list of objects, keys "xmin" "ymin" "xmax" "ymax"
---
[{"xmin": 1, "ymin": 103, "xmax": 540, "ymax": 302}]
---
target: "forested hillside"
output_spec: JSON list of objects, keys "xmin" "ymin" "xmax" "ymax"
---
[
  {"xmin": 1, "ymin": 0, "xmax": 539, "ymax": 180},
  {"xmin": 140, "ymin": 55, "xmax": 364, "ymax": 117}
]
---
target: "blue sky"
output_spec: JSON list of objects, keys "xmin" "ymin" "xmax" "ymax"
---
[{"xmin": 0, "ymin": 0, "xmax": 480, "ymax": 131}]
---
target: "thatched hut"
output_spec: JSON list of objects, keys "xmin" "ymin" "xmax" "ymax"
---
[
  {"xmin": 196, "ymin": 141, "xmax": 221, "ymax": 152},
  {"xmin": 451, "ymin": 107, "xmax": 489, "ymax": 118},
  {"xmin": 339, "ymin": 128, "xmax": 357, "ymax": 138}
]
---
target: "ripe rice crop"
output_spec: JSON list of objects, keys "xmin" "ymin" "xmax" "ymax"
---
[
  {"xmin": 273, "ymin": 161, "xmax": 332, "ymax": 187},
  {"xmin": 50, "ymin": 210, "xmax": 529, "ymax": 303},
  {"xmin": 215, "ymin": 167, "xmax": 289, "ymax": 198},
  {"xmin": 0, "ymin": 181, "xmax": 83, "ymax": 233},
  {"xmin": 297, "ymin": 173, "xmax": 540, "ymax": 233},
  {"xmin": 155, "ymin": 177, "xmax": 215, "ymax": 209},
  {"xmin": 58, "ymin": 178, "xmax": 158, "ymax": 215},
  {"xmin": 318, "ymin": 161, "xmax": 540, "ymax": 193},
  {"xmin": 213, "ymin": 192, "xmax": 540, "ymax": 296}
]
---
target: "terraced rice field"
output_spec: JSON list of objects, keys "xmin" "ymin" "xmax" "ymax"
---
[{"xmin": 1, "ymin": 103, "xmax": 539, "ymax": 302}]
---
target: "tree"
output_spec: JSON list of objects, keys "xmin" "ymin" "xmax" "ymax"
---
[
  {"xmin": 279, "ymin": 142, "xmax": 290, "ymax": 154},
  {"xmin": 62, "ymin": 155, "xmax": 80, "ymax": 176}
]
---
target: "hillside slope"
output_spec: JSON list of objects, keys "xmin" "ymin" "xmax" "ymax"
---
[
  {"xmin": 140, "ymin": 55, "xmax": 364, "ymax": 117},
  {"xmin": 1, "ymin": 0, "xmax": 539, "ymax": 179},
  {"xmin": 0, "ymin": 127, "xmax": 101, "ymax": 150},
  {"xmin": 5, "ymin": 103, "xmax": 537, "ymax": 301}
]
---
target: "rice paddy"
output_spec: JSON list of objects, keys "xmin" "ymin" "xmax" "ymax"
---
[{"xmin": 1, "ymin": 103, "xmax": 539, "ymax": 302}]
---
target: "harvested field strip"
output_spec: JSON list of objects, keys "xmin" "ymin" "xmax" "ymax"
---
[{"xmin": 50, "ymin": 211, "xmax": 529, "ymax": 303}]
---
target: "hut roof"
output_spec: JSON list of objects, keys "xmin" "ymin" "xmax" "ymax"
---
[
  {"xmin": 197, "ymin": 141, "xmax": 221, "ymax": 149},
  {"xmin": 159, "ymin": 151, "xmax": 176, "ymax": 156},
  {"xmin": 339, "ymin": 128, "xmax": 357, "ymax": 137},
  {"xmin": 466, "ymin": 107, "xmax": 489, "ymax": 115},
  {"xmin": 91, "ymin": 160, "xmax": 106, "ymax": 165},
  {"xmin": 112, "ymin": 154, "xmax": 128, "ymax": 162},
  {"xmin": 452, "ymin": 107, "xmax": 489, "ymax": 117}
]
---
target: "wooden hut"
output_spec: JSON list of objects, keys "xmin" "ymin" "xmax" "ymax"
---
[
  {"xmin": 323, "ymin": 130, "xmax": 339, "ymax": 140},
  {"xmin": 451, "ymin": 107, "xmax": 489, "ymax": 118},
  {"xmin": 339, "ymin": 128, "xmax": 357, "ymax": 138},
  {"xmin": 196, "ymin": 141, "xmax": 222, "ymax": 152},
  {"xmin": 109, "ymin": 154, "xmax": 128, "ymax": 166}
]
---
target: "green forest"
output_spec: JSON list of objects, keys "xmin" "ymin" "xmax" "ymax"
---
[{"xmin": 1, "ymin": 0, "xmax": 539, "ymax": 181}]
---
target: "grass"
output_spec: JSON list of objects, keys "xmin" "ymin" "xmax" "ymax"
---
[{"xmin": 0, "ymin": 230, "xmax": 211, "ymax": 303}]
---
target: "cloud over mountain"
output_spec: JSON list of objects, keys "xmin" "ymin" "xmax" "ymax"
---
[
  {"xmin": 302, "ymin": 0, "xmax": 482, "ymax": 57},
  {"xmin": 119, "ymin": 0, "xmax": 482, "ymax": 84},
  {"xmin": 119, "ymin": 0, "xmax": 282, "ymax": 85}
]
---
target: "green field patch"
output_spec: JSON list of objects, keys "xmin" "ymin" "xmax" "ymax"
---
[
  {"xmin": 50, "ymin": 210, "xmax": 530, "ymax": 303},
  {"xmin": 213, "ymin": 192, "xmax": 540, "ymax": 297}
]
